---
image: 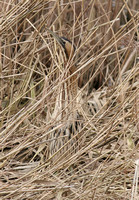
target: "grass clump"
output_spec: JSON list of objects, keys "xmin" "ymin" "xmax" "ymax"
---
[{"xmin": 0, "ymin": 1, "xmax": 139, "ymax": 199}]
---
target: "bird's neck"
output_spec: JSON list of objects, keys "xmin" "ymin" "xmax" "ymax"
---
[{"xmin": 52, "ymin": 71, "xmax": 78, "ymax": 123}]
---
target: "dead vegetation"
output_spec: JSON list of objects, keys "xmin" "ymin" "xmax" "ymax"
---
[{"xmin": 0, "ymin": 0, "xmax": 139, "ymax": 199}]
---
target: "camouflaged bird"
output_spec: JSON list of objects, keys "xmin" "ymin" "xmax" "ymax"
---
[{"xmin": 44, "ymin": 29, "xmax": 83, "ymax": 161}]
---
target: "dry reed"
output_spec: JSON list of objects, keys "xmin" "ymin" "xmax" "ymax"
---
[{"xmin": 0, "ymin": 0, "xmax": 139, "ymax": 199}]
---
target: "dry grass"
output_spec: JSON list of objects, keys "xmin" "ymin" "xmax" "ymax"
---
[{"xmin": 0, "ymin": 0, "xmax": 139, "ymax": 199}]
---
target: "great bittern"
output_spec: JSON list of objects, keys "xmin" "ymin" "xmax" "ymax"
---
[{"xmin": 44, "ymin": 29, "xmax": 82, "ymax": 160}]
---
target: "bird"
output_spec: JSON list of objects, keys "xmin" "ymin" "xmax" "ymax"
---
[{"xmin": 44, "ymin": 29, "xmax": 83, "ymax": 161}]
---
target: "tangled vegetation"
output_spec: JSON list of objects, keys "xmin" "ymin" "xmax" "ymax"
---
[{"xmin": 0, "ymin": 1, "xmax": 139, "ymax": 199}]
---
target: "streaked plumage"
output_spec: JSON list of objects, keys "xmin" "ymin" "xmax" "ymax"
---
[{"xmin": 45, "ymin": 30, "xmax": 82, "ymax": 160}]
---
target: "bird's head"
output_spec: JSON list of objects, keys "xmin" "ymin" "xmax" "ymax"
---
[
  {"xmin": 44, "ymin": 29, "xmax": 75, "ymax": 60},
  {"xmin": 59, "ymin": 37, "xmax": 76, "ymax": 59}
]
